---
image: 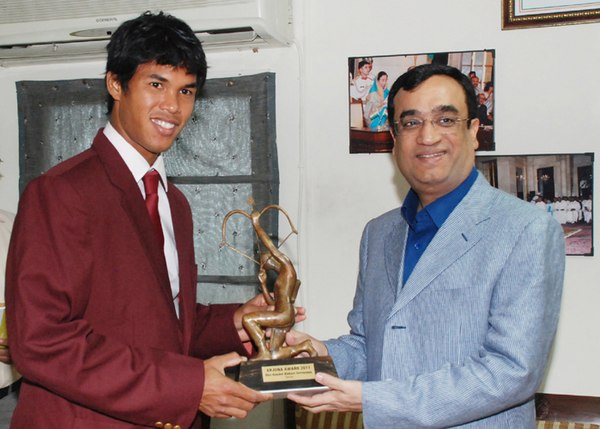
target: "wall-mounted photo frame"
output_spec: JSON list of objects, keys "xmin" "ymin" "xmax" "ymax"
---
[
  {"xmin": 502, "ymin": 0, "xmax": 600, "ymax": 29},
  {"xmin": 476, "ymin": 153, "xmax": 594, "ymax": 256},
  {"xmin": 348, "ymin": 49, "xmax": 495, "ymax": 154}
]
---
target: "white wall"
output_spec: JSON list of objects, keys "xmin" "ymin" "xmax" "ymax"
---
[{"xmin": 0, "ymin": 0, "xmax": 598, "ymax": 397}]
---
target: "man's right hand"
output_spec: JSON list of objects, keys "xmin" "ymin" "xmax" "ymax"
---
[
  {"xmin": 199, "ymin": 352, "xmax": 272, "ymax": 419},
  {"xmin": 286, "ymin": 330, "xmax": 328, "ymax": 357}
]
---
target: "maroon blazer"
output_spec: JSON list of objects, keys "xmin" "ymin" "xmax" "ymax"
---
[{"xmin": 6, "ymin": 130, "xmax": 248, "ymax": 428}]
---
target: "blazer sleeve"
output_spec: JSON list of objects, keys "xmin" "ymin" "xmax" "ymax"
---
[
  {"xmin": 360, "ymin": 213, "xmax": 565, "ymax": 428},
  {"xmin": 6, "ymin": 175, "xmax": 205, "ymax": 429},
  {"xmin": 191, "ymin": 303, "xmax": 250, "ymax": 359}
]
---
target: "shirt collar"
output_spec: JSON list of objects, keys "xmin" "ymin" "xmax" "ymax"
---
[
  {"xmin": 402, "ymin": 167, "xmax": 478, "ymax": 228},
  {"xmin": 103, "ymin": 122, "xmax": 168, "ymax": 191}
]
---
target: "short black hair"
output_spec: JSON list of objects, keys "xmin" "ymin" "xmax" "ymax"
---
[
  {"xmin": 387, "ymin": 64, "xmax": 477, "ymax": 135},
  {"xmin": 105, "ymin": 11, "xmax": 207, "ymax": 112}
]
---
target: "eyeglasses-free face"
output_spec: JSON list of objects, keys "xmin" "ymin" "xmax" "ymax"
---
[{"xmin": 390, "ymin": 75, "xmax": 480, "ymax": 206}]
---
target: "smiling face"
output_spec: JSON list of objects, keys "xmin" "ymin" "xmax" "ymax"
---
[
  {"xmin": 106, "ymin": 62, "xmax": 197, "ymax": 165},
  {"xmin": 391, "ymin": 75, "xmax": 479, "ymax": 206}
]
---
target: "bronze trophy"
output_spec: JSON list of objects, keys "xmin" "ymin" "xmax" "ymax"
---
[{"xmin": 221, "ymin": 198, "xmax": 336, "ymax": 398}]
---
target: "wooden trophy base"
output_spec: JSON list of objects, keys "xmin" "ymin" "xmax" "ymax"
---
[{"xmin": 226, "ymin": 356, "xmax": 337, "ymax": 399}]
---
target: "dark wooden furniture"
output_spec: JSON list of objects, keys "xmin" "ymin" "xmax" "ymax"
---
[
  {"xmin": 349, "ymin": 128, "xmax": 393, "ymax": 154},
  {"xmin": 535, "ymin": 393, "xmax": 600, "ymax": 425}
]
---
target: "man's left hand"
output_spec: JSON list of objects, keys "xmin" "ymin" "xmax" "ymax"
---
[{"xmin": 288, "ymin": 373, "xmax": 362, "ymax": 413}]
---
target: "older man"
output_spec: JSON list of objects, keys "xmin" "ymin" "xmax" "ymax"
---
[{"xmin": 289, "ymin": 64, "xmax": 565, "ymax": 428}]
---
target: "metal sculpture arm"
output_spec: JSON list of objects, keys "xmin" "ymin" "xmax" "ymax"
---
[
  {"xmin": 256, "ymin": 204, "xmax": 298, "ymax": 256},
  {"xmin": 220, "ymin": 208, "xmax": 273, "ymax": 304},
  {"xmin": 219, "ymin": 200, "xmax": 298, "ymax": 269}
]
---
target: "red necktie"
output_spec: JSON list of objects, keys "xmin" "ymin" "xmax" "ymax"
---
[{"xmin": 143, "ymin": 170, "xmax": 164, "ymax": 249}]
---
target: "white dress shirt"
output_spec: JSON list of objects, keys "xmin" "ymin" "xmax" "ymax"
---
[{"xmin": 103, "ymin": 123, "xmax": 181, "ymax": 317}]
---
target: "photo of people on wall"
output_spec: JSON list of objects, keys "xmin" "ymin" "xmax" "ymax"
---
[
  {"xmin": 476, "ymin": 153, "xmax": 594, "ymax": 256},
  {"xmin": 349, "ymin": 49, "xmax": 495, "ymax": 153}
]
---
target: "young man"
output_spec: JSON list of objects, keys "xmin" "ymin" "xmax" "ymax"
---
[
  {"xmin": 350, "ymin": 60, "xmax": 374, "ymax": 101},
  {"xmin": 288, "ymin": 64, "xmax": 565, "ymax": 428},
  {"xmin": 6, "ymin": 12, "xmax": 272, "ymax": 429}
]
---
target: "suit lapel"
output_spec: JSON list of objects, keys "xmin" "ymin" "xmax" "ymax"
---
[
  {"xmin": 91, "ymin": 131, "xmax": 175, "ymax": 314},
  {"xmin": 384, "ymin": 218, "xmax": 408, "ymax": 298},
  {"xmin": 168, "ymin": 190, "xmax": 196, "ymax": 353},
  {"xmin": 388, "ymin": 176, "xmax": 494, "ymax": 317}
]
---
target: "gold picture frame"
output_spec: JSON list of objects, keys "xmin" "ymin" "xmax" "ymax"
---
[{"xmin": 502, "ymin": 0, "xmax": 600, "ymax": 29}]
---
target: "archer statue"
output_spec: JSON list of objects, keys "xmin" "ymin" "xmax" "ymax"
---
[{"xmin": 221, "ymin": 198, "xmax": 317, "ymax": 361}]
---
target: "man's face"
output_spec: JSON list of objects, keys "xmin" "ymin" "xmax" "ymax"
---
[
  {"xmin": 106, "ymin": 62, "xmax": 197, "ymax": 165},
  {"xmin": 360, "ymin": 63, "xmax": 372, "ymax": 78},
  {"xmin": 471, "ymin": 75, "xmax": 480, "ymax": 87},
  {"xmin": 391, "ymin": 75, "xmax": 479, "ymax": 206}
]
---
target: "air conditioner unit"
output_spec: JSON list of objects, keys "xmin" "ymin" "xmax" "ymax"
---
[{"xmin": 0, "ymin": 0, "xmax": 293, "ymax": 66}]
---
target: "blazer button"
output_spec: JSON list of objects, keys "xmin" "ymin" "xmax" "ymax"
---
[
  {"xmin": 154, "ymin": 423, "xmax": 164, "ymax": 429},
  {"xmin": 164, "ymin": 424, "xmax": 173, "ymax": 429},
  {"xmin": 174, "ymin": 426, "xmax": 182, "ymax": 429}
]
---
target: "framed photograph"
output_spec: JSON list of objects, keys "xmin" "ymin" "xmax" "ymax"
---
[
  {"xmin": 502, "ymin": 0, "xmax": 600, "ymax": 29},
  {"xmin": 476, "ymin": 153, "xmax": 594, "ymax": 256},
  {"xmin": 348, "ymin": 49, "xmax": 495, "ymax": 154}
]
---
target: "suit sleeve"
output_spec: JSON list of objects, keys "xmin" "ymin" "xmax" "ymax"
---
[
  {"xmin": 191, "ymin": 303, "xmax": 250, "ymax": 359},
  {"xmin": 6, "ymin": 175, "xmax": 205, "ymax": 428},
  {"xmin": 360, "ymin": 214, "xmax": 565, "ymax": 428}
]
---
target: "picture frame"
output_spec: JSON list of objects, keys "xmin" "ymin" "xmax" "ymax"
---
[
  {"xmin": 475, "ymin": 152, "xmax": 594, "ymax": 256},
  {"xmin": 502, "ymin": 0, "xmax": 600, "ymax": 30},
  {"xmin": 348, "ymin": 49, "xmax": 495, "ymax": 154}
]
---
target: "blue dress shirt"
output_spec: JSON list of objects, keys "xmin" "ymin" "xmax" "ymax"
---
[{"xmin": 401, "ymin": 167, "xmax": 478, "ymax": 285}]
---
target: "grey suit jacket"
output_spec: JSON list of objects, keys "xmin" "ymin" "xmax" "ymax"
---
[{"xmin": 326, "ymin": 173, "xmax": 565, "ymax": 429}]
